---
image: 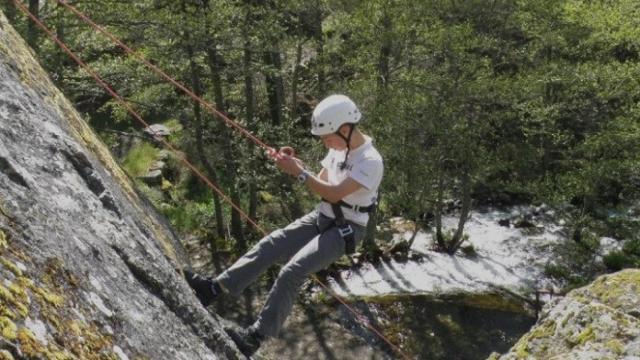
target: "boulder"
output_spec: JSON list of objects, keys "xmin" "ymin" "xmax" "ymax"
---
[
  {"xmin": 0, "ymin": 12, "xmax": 240, "ymax": 359},
  {"xmin": 150, "ymin": 160, "xmax": 167, "ymax": 172},
  {"xmin": 490, "ymin": 269, "xmax": 640, "ymax": 360},
  {"xmin": 139, "ymin": 169, "xmax": 163, "ymax": 186},
  {"xmin": 143, "ymin": 124, "xmax": 171, "ymax": 138},
  {"xmin": 158, "ymin": 149, "xmax": 172, "ymax": 161}
]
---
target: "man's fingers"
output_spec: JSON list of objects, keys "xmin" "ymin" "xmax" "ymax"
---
[
  {"xmin": 279, "ymin": 146, "xmax": 295, "ymax": 157},
  {"xmin": 266, "ymin": 147, "xmax": 278, "ymax": 159}
]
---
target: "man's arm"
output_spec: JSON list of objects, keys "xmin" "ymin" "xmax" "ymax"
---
[
  {"xmin": 303, "ymin": 173, "xmax": 362, "ymax": 203},
  {"xmin": 274, "ymin": 154, "xmax": 362, "ymax": 202},
  {"xmin": 318, "ymin": 167, "xmax": 328, "ymax": 181}
]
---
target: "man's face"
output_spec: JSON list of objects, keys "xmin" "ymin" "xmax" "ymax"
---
[
  {"xmin": 320, "ymin": 126, "xmax": 349, "ymax": 150},
  {"xmin": 320, "ymin": 133, "xmax": 345, "ymax": 150}
]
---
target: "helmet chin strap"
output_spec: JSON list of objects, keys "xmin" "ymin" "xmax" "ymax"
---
[{"xmin": 337, "ymin": 124, "xmax": 355, "ymax": 170}]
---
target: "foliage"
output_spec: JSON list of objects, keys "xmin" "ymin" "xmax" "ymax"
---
[
  {"xmin": 160, "ymin": 200, "xmax": 217, "ymax": 236},
  {"xmin": 121, "ymin": 142, "xmax": 158, "ymax": 178},
  {"xmin": 603, "ymin": 237, "xmax": 640, "ymax": 271}
]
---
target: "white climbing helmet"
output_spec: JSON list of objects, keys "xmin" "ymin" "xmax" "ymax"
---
[{"xmin": 310, "ymin": 95, "xmax": 361, "ymax": 136}]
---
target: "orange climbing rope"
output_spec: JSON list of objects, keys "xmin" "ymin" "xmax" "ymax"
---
[{"xmin": 14, "ymin": 1, "xmax": 411, "ymax": 358}]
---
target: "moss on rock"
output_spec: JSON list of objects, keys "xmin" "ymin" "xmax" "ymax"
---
[
  {"xmin": 575, "ymin": 270, "xmax": 640, "ymax": 314},
  {"xmin": 494, "ymin": 270, "xmax": 640, "ymax": 359},
  {"xmin": 0, "ymin": 229, "xmax": 7, "ymax": 251},
  {"xmin": 0, "ymin": 316, "xmax": 17, "ymax": 340},
  {"xmin": 605, "ymin": 339, "xmax": 624, "ymax": 355},
  {"xmin": 568, "ymin": 325, "xmax": 595, "ymax": 347},
  {"xmin": 0, "ymin": 350, "xmax": 14, "ymax": 360},
  {"xmin": 0, "ymin": 242, "xmax": 117, "ymax": 359},
  {"xmin": 0, "ymin": 258, "xmax": 22, "ymax": 278}
]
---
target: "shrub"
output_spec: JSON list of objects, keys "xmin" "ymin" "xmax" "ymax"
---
[
  {"xmin": 603, "ymin": 251, "xmax": 634, "ymax": 271},
  {"xmin": 122, "ymin": 142, "xmax": 158, "ymax": 177}
]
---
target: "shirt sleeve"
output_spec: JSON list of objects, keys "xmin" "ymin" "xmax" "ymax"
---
[{"xmin": 349, "ymin": 157, "xmax": 383, "ymax": 190}]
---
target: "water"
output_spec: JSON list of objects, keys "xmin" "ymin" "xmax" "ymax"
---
[{"xmin": 341, "ymin": 295, "xmax": 536, "ymax": 360}]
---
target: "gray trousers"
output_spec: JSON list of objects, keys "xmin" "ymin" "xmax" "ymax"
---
[{"xmin": 215, "ymin": 209, "xmax": 366, "ymax": 337}]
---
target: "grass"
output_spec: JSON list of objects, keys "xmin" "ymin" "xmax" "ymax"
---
[{"xmin": 122, "ymin": 142, "xmax": 158, "ymax": 177}]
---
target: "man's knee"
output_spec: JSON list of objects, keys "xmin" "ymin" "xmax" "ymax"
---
[
  {"xmin": 276, "ymin": 263, "xmax": 306, "ymax": 287},
  {"xmin": 253, "ymin": 229, "xmax": 284, "ymax": 250}
]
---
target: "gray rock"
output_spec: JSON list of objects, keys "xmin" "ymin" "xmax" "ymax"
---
[
  {"xmin": 158, "ymin": 150, "xmax": 172, "ymax": 161},
  {"xmin": 150, "ymin": 160, "xmax": 166, "ymax": 172},
  {"xmin": 0, "ymin": 12, "xmax": 240, "ymax": 359},
  {"xmin": 139, "ymin": 169, "xmax": 163, "ymax": 186},
  {"xmin": 491, "ymin": 269, "xmax": 640, "ymax": 360},
  {"xmin": 143, "ymin": 124, "xmax": 171, "ymax": 138}
]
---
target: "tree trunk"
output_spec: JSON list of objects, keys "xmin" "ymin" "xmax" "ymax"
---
[
  {"xmin": 241, "ymin": 6, "xmax": 260, "ymax": 234},
  {"xmin": 202, "ymin": 36, "xmax": 232, "ymax": 241},
  {"xmin": 27, "ymin": 0, "xmax": 39, "ymax": 50},
  {"xmin": 435, "ymin": 168, "xmax": 446, "ymax": 250},
  {"xmin": 313, "ymin": 1, "xmax": 325, "ymax": 96},
  {"xmin": 376, "ymin": 5, "xmax": 392, "ymax": 94},
  {"xmin": 185, "ymin": 39, "xmax": 225, "ymax": 240},
  {"xmin": 192, "ymin": 6, "xmax": 244, "ymax": 248},
  {"xmin": 407, "ymin": 215, "xmax": 420, "ymax": 249},
  {"xmin": 241, "ymin": 6, "xmax": 255, "ymax": 129},
  {"xmin": 290, "ymin": 41, "xmax": 303, "ymax": 121},
  {"xmin": 3, "ymin": 1, "xmax": 16, "ymax": 23},
  {"xmin": 362, "ymin": 192, "xmax": 382, "ymax": 257},
  {"xmin": 407, "ymin": 190, "xmax": 426, "ymax": 249},
  {"xmin": 361, "ymin": 4, "xmax": 393, "ymax": 260},
  {"xmin": 263, "ymin": 49, "xmax": 284, "ymax": 126},
  {"xmin": 248, "ymin": 182, "xmax": 258, "ymax": 220},
  {"xmin": 229, "ymin": 187, "xmax": 245, "ymax": 250},
  {"xmin": 206, "ymin": 42, "xmax": 225, "ymax": 112},
  {"xmin": 449, "ymin": 171, "xmax": 472, "ymax": 254}
]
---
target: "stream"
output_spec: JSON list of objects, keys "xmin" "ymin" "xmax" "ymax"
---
[{"xmin": 336, "ymin": 296, "xmax": 536, "ymax": 360}]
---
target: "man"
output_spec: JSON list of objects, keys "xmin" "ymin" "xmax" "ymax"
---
[{"xmin": 185, "ymin": 94, "xmax": 384, "ymax": 357}]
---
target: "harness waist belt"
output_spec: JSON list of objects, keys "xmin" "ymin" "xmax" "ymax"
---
[{"xmin": 322, "ymin": 199, "xmax": 375, "ymax": 213}]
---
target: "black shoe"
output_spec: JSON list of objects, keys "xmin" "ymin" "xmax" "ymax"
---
[
  {"xmin": 225, "ymin": 326, "xmax": 264, "ymax": 357},
  {"xmin": 184, "ymin": 269, "xmax": 220, "ymax": 307}
]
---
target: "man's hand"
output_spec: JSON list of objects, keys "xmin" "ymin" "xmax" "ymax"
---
[
  {"xmin": 275, "ymin": 154, "xmax": 305, "ymax": 176},
  {"xmin": 267, "ymin": 146, "xmax": 305, "ymax": 176}
]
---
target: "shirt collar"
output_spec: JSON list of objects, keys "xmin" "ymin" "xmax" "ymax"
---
[{"xmin": 340, "ymin": 135, "xmax": 372, "ymax": 158}]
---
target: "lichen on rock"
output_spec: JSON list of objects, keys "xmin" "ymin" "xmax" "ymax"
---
[{"xmin": 493, "ymin": 269, "xmax": 640, "ymax": 359}]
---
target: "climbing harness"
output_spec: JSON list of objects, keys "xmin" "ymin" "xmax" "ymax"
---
[
  {"xmin": 332, "ymin": 202, "xmax": 357, "ymax": 255},
  {"xmin": 14, "ymin": 2, "xmax": 410, "ymax": 358},
  {"xmin": 323, "ymin": 200, "xmax": 376, "ymax": 254}
]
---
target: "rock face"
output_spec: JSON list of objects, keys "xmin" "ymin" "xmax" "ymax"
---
[
  {"xmin": 492, "ymin": 269, "xmax": 640, "ymax": 360},
  {"xmin": 0, "ymin": 12, "xmax": 240, "ymax": 360}
]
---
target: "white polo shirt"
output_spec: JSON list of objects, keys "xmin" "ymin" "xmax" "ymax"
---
[{"xmin": 318, "ymin": 136, "xmax": 384, "ymax": 226}]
